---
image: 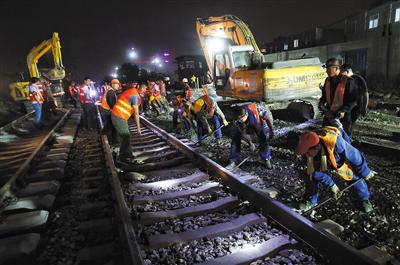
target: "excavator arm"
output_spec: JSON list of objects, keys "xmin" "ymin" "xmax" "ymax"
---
[
  {"xmin": 196, "ymin": 15, "xmax": 260, "ymax": 75},
  {"xmin": 26, "ymin": 32, "xmax": 65, "ymax": 80}
]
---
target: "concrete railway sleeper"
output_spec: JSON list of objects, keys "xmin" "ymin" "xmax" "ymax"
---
[
  {"xmin": 106, "ymin": 116, "xmax": 381, "ymax": 265},
  {"xmin": 0, "ymin": 111, "xmax": 137, "ymax": 265}
]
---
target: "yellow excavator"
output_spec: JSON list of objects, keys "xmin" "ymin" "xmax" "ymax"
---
[
  {"xmin": 196, "ymin": 15, "xmax": 326, "ymax": 119},
  {"xmin": 9, "ymin": 32, "xmax": 66, "ymax": 110}
]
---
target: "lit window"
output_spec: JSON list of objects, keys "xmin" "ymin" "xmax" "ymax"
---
[
  {"xmin": 283, "ymin": 44, "xmax": 288, "ymax": 50},
  {"xmin": 294, "ymin": 39, "xmax": 299, "ymax": 48},
  {"xmin": 368, "ymin": 14, "xmax": 379, "ymax": 29},
  {"xmin": 395, "ymin": 8, "xmax": 400, "ymax": 22}
]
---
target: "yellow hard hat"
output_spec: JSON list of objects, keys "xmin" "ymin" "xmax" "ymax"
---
[
  {"xmin": 149, "ymin": 95, "xmax": 155, "ymax": 102},
  {"xmin": 194, "ymin": 98, "xmax": 204, "ymax": 112}
]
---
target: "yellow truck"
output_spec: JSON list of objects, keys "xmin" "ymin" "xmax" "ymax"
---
[
  {"xmin": 9, "ymin": 32, "xmax": 66, "ymax": 110},
  {"xmin": 196, "ymin": 15, "xmax": 326, "ymax": 119}
]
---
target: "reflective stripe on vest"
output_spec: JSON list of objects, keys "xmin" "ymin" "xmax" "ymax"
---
[
  {"xmin": 325, "ymin": 77, "xmax": 347, "ymax": 112},
  {"xmin": 247, "ymin": 103, "xmax": 261, "ymax": 124},
  {"xmin": 30, "ymin": 85, "xmax": 44, "ymax": 103},
  {"xmin": 111, "ymin": 88, "xmax": 139, "ymax": 120},
  {"xmin": 318, "ymin": 126, "xmax": 354, "ymax": 180}
]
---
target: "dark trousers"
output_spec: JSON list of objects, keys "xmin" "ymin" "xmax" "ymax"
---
[
  {"xmin": 230, "ymin": 125, "xmax": 271, "ymax": 163},
  {"xmin": 83, "ymin": 103, "xmax": 96, "ymax": 129},
  {"xmin": 101, "ymin": 108, "xmax": 117, "ymax": 143},
  {"xmin": 111, "ymin": 114, "xmax": 132, "ymax": 159}
]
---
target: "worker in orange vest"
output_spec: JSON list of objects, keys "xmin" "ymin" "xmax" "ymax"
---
[
  {"xmin": 295, "ymin": 127, "xmax": 375, "ymax": 213},
  {"xmin": 319, "ymin": 58, "xmax": 357, "ymax": 137},
  {"xmin": 100, "ymin": 79, "xmax": 119, "ymax": 143},
  {"xmin": 111, "ymin": 82, "xmax": 146, "ymax": 163},
  {"xmin": 29, "ymin": 77, "xmax": 44, "ymax": 128}
]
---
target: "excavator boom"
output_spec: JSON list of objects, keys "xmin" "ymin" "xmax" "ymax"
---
[
  {"xmin": 26, "ymin": 32, "xmax": 65, "ymax": 80},
  {"xmin": 196, "ymin": 15, "xmax": 259, "ymax": 76}
]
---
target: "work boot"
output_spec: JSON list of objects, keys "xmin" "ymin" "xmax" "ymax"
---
[
  {"xmin": 226, "ymin": 161, "xmax": 237, "ymax": 170},
  {"xmin": 262, "ymin": 159, "xmax": 272, "ymax": 169},
  {"xmin": 298, "ymin": 201, "xmax": 317, "ymax": 212},
  {"xmin": 362, "ymin": 200, "xmax": 373, "ymax": 213}
]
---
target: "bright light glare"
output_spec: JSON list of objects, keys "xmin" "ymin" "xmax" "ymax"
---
[
  {"xmin": 164, "ymin": 60, "xmax": 169, "ymax": 63},
  {"xmin": 153, "ymin": 57, "xmax": 160, "ymax": 64},
  {"xmin": 158, "ymin": 63, "xmax": 163, "ymax": 67},
  {"xmin": 207, "ymin": 38, "xmax": 225, "ymax": 53},
  {"xmin": 129, "ymin": 51, "xmax": 138, "ymax": 59},
  {"xmin": 111, "ymin": 73, "xmax": 118, "ymax": 78},
  {"xmin": 115, "ymin": 66, "xmax": 119, "ymax": 70},
  {"xmin": 163, "ymin": 53, "xmax": 170, "ymax": 57}
]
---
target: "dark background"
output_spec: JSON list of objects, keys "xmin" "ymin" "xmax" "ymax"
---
[{"xmin": 0, "ymin": 0, "xmax": 377, "ymax": 85}]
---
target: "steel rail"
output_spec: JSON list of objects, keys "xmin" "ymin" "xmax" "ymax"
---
[
  {"xmin": 140, "ymin": 116, "xmax": 378, "ymax": 265},
  {"xmin": 0, "ymin": 111, "xmax": 34, "ymax": 132},
  {"xmin": 0, "ymin": 110, "xmax": 70, "ymax": 202}
]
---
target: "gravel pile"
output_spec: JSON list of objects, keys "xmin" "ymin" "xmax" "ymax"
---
[
  {"xmin": 123, "ymin": 181, "xmax": 212, "ymax": 196},
  {"xmin": 138, "ymin": 204, "xmax": 252, "ymax": 240},
  {"xmin": 130, "ymin": 189, "xmax": 230, "ymax": 214},
  {"xmin": 143, "ymin": 222, "xmax": 288, "ymax": 264}
]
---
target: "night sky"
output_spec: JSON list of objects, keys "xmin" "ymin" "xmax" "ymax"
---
[{"xmin": 0, "ymin": 0, "xmax": 375, "ymax": 84}]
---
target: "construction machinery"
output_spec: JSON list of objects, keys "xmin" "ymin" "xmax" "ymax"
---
[
  {"xmin": 196, "ymin": 15, "xmax": 326, "ymax": 120},
  {"xmin": 9, "ymin": 32, "xmax": 66, "ymax": 111}
]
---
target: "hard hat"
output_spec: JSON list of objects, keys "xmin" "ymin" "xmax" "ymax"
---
[
  {"xmin": 295, "ymin": 131, "xmax": 320, "ymax": 156},
  {"xmin": 149, "ymin": 95, "xmax": 155, "ymax": 102},
  {"xmin": 182, "ymin": 78, "xmax": 188, "ymax": 83},
  {"xmin": 194, "ymin": 99, "xmax": 205, "ymax": 113},
  {"xmin": 324, "ymin": 58, "xmax": 340, "ymax": 68},
  {"xmin": 111, "ymin": 79, "xmax": 120, "ymax": 84}
]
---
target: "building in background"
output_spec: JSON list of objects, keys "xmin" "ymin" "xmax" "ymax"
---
[
  {"xmin": 175, "ymin": 55, "xmax": 208, "ymax": 86},
  {"xmin": 263, "ymin": 0, "xmax": 400, "ymax": 84}
]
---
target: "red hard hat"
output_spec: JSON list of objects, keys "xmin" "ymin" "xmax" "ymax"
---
[{"xmin": 295, "ymin": 131, "xmax": 320, "ymax": 156}]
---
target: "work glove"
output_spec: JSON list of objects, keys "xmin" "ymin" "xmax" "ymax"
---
[
  {"xmin": 249, "ymin": 142, "xmax": 257, "ymax": 152},
  {"xmin": 223, "ymin": 119, "xmax": 229, "ymax": 126},
  {"xmin": 331, "ymin": 184, "xmax": 341, "ymax": 200},
  {"xmin": 365, "ymin": 170, "xmax": 377, "ymax": 181},
  {"xmin": 207, "ymin": 127, "xmax": 212, "ymax": 134}
]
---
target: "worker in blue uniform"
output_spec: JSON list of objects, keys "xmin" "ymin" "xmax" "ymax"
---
[
  {"xmin": 227, "ymin": 103, "xmax": 274, "ymax": 169},
  {"xmin": 295, "ymin": 126, "xmax": 376, "ymax": 213}
]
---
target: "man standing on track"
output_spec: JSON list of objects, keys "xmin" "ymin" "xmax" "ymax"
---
[
  {"xmin": 100, "ymin": 79, "xmax": 119, "ymax": 144},
  {"xmin": 80, "ymin": 77, "xmax": 97, "ymax": 130},
  {"xmin": 29, "ymin": 77, "xmax": 44, "ymax": 129},
  {"xmin": 111, "ymin": 82, "xmax": 143, "ymax": 163}
]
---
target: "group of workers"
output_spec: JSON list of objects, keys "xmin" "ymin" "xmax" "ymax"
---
[
  {"xmin": 29, "ymin": 77, "xmax": 58, "ymax": 128},
  {"xmin": 46, "ymin": 56, "xmax": 375, "ymax": 213}
]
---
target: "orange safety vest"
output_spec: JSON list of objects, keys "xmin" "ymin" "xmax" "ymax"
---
[
  {"xmin": 111, "ymin": 88, "xmax": 139, "ymax": 120},
  {"xmin": 30, "ymin": 84, "xmax": 44, "ymax": 104},
  {"xmin": 325, "ymin": 76, "xmax": 347, "ymax": 112},
  {"xmin": 101, "ymin": 88, "xmax": 112, "ymax": 110},
  {"xmin": 310, "ymin": 126, "xmax": 354, "ymax": 180},
  {"xmin": 247, "ymin": 103, "xmax": 261, "ymax": 124}
]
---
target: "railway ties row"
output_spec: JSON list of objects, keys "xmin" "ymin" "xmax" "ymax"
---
[{"xmin": 113, "ymin": 117, "xmax": 378, "ymax": 265}]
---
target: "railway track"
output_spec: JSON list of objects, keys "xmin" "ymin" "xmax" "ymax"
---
[
  {"xmin": 0, "ymin": 107, "xmax": 395, "ymax": 264},
  {"xmin": 107, "ymin": 116, "xmax": 379, "ymax": 265},
  {"xmin": 0, "ymin": 109, "xmax": 139, "ymax": 264}
]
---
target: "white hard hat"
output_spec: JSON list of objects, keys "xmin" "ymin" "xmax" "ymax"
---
[{"xmin": 182, "ymin": 78, "xmax": 188, "ymax": 83}]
